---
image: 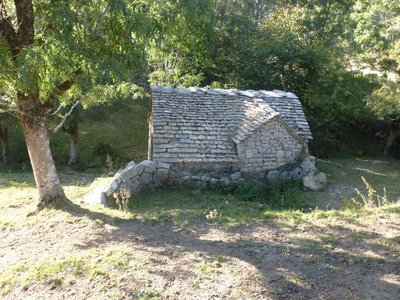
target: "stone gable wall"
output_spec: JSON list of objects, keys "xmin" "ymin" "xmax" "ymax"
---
[{"xmin": 237, "ymin": 118, "xmax": 304, "ymax": 173}]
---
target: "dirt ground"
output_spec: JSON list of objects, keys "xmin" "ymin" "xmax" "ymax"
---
[{"xmin": 1, "ymin": 159, "xmax": 399, "ymax": 299}]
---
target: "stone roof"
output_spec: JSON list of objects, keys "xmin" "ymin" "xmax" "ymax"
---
[{"xmin": 151, "ymin": 86, "xmax": 312, "ymax": 163}]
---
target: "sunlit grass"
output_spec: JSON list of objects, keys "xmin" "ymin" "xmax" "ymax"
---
[{"xmin": 0, "ymin": 245, "xmax": 137, "ymax": 295}]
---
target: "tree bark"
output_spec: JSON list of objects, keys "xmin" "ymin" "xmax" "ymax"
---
[
  {"xmin": 0, "ymin": 123, "xmax": 9, "ymax": 164},
  {"xmin": 66, "ymin": 124, "xmax": 79, "ymax": 166},
  {"xmin": 2, "ymin": 0, "xmax": 71, "ymax": 209},
  {"xmin": 18, "ymin": 92, "xmax": 67, "ymax": 208},
  {"xmin": 384, "ymin": 120, "xmax": 400, "ymax": 156}
]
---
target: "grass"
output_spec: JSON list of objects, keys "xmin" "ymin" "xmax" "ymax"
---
[
  {"xmin": 130, "ymin": 188, "xmax": 269, "ymax": 227},
  {"xmin": 3, "ymin": 98, "xmax": 149, "ymax": 170},
  {"xmin": 0, "ymin": 246, "xmax": 136, "ymax": 294},
  {"xmin": 1, "ymin": 158, "xmax": 400, "ymax": 299}
]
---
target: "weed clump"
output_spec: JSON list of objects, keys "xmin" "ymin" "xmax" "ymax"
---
[
  {"xmin": 107, "ymin": 184, "xmax": 131, "ymax": 211},
  {"xmin": 353, "ymin": 176, "xmax": 390, "ymax": 208}
]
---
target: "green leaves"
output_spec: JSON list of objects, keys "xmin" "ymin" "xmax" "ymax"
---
[
  {"xmin": 351, "ymin": 0, "xmax": 400, "ymax": 72},
  {"xmin": 0, "ymin": 0, "xmax": 149, "ymax": 108}
]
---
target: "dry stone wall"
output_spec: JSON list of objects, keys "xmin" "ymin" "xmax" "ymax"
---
[
  {"xmin": 83, "ymin": 160, "xmax": 171, "ymax": 207},
  {"xmin": 83, "ymin": 155, "xmax": 324, "ymax": 208}
]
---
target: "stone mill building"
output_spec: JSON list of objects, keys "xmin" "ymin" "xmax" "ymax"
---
[{"xmin": 149, "ymin": 86, "xmax": 315, "ymax": 177}]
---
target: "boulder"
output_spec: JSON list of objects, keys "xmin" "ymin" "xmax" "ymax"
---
[{"xmin": 303, "ymin": 172, "xmax": 327, "ymax": 191}]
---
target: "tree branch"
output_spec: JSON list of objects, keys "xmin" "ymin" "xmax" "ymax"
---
[
  {"xmin": 0, "ymin": 1, "xmax": 17, "ymax": 53},
  {"xmin": 14, "ymin": 0, "xmax": 34, "ymax": 47},
  {"xmin": 53, "ymin": 101, "xmax": 80, "ymax": 133},
  {"xmin": 41, "ymin": 69, "xmax": 83, "ymax": 113}
]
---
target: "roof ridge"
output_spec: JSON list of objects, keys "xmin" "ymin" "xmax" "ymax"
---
[
  {"xmin": 232, "ymin": 101, "xmax": 280, "ymax": 144},
  {"xmin": 151, "ymin": 85, "xmax": 298, "ymax": 99}
]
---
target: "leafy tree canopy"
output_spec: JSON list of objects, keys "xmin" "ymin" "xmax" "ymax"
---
[{"xmin": 0, "ymin": 0, "xmax": 150, "ymax": 112}]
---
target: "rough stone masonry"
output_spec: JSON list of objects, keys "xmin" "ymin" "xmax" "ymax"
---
[
  {"xmin": 83, "ymin": 86, "xmax": 327, "ymax": 207},
  {"xmin": 149, "ymin": 86, "xmax": 314, "ymax": 174}
]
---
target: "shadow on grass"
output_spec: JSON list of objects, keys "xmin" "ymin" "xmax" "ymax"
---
[{"xmin": 58, "ymin": 194, "xmax": 400, "ymax": 299}]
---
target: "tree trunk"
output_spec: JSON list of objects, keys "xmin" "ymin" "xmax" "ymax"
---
[
  {"xmin": 384, "ymin": 121, "xmax": 400, "ymax": 156},
  {"xmin": 0, "ymin": 124, "xmax": 9, "ymax": 164},
  {"xmin": 67, "ymin": 124, "xmax": 79, "ymax": 166},
  {"xmin": 18, "ymin": 92, "xmax": 67, "ymax": 209}
]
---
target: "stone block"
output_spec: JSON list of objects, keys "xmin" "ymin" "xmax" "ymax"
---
[
  {"xmin": 267, "ymin": 170, "xmax": 280, "ymax": 181},
  {"xmin": 139, "ymin": 173, "xmax": 153, "ymax": 185},
  {"xmin": 125, "ymin": 167, "xmax": 138, "ymax": 178},
  {"xmin": 154, "ymin": 168, "xmax": 169, "ymax": 182},
  {"xmin": 142, "ymin": 160, "xmax": 156, "ymax": 172},
  {"xmin": 156, "ymin": 162, "xmax": 170, "ymax": 170},
  {"xmin": 277, "ymin": 150, "xmax": 285, "ymax": 158},
  {"xmin": 136, "ymin": 164, "xmax": 145, "ymax": 175},
  {"xmin": 230, "ymin": 171, "xmax": 241, "ymax": 181},
  {"xmin": 292, "ymin": 168, "xmax": 304, "ymax": 180},
  {"xmin": 300, "ymin": 156, "xmax": 317, "ymax": 174}
]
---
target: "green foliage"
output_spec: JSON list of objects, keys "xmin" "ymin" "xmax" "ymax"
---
[
  {"xmin": 267, "ymin": 180, "xmax": 310, "ymax": 210},
  {"xmin": 223, "ymin": 180, "xmax": 267, "ymax": 202},
  {"xmin": 351, "ymin": 0, "xmax": 400, "ymax": 72},
  {"xmin": 304, "ymin": 70, "xmax": 379, "ymax": 125},
  {"xmin": 0, "ymin": 0, "xmax": 150, "ymax": 109},
  {"xmin": 147, "ymin": 0, "xmax": 215, "ymax": 87},
  {"xmin": 222, "ymin": 179, "xmax": 309, "ymax": 210},
  {"xmin": 365, "ymin": 80, "xmax": 400, "ymax": 118}
]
